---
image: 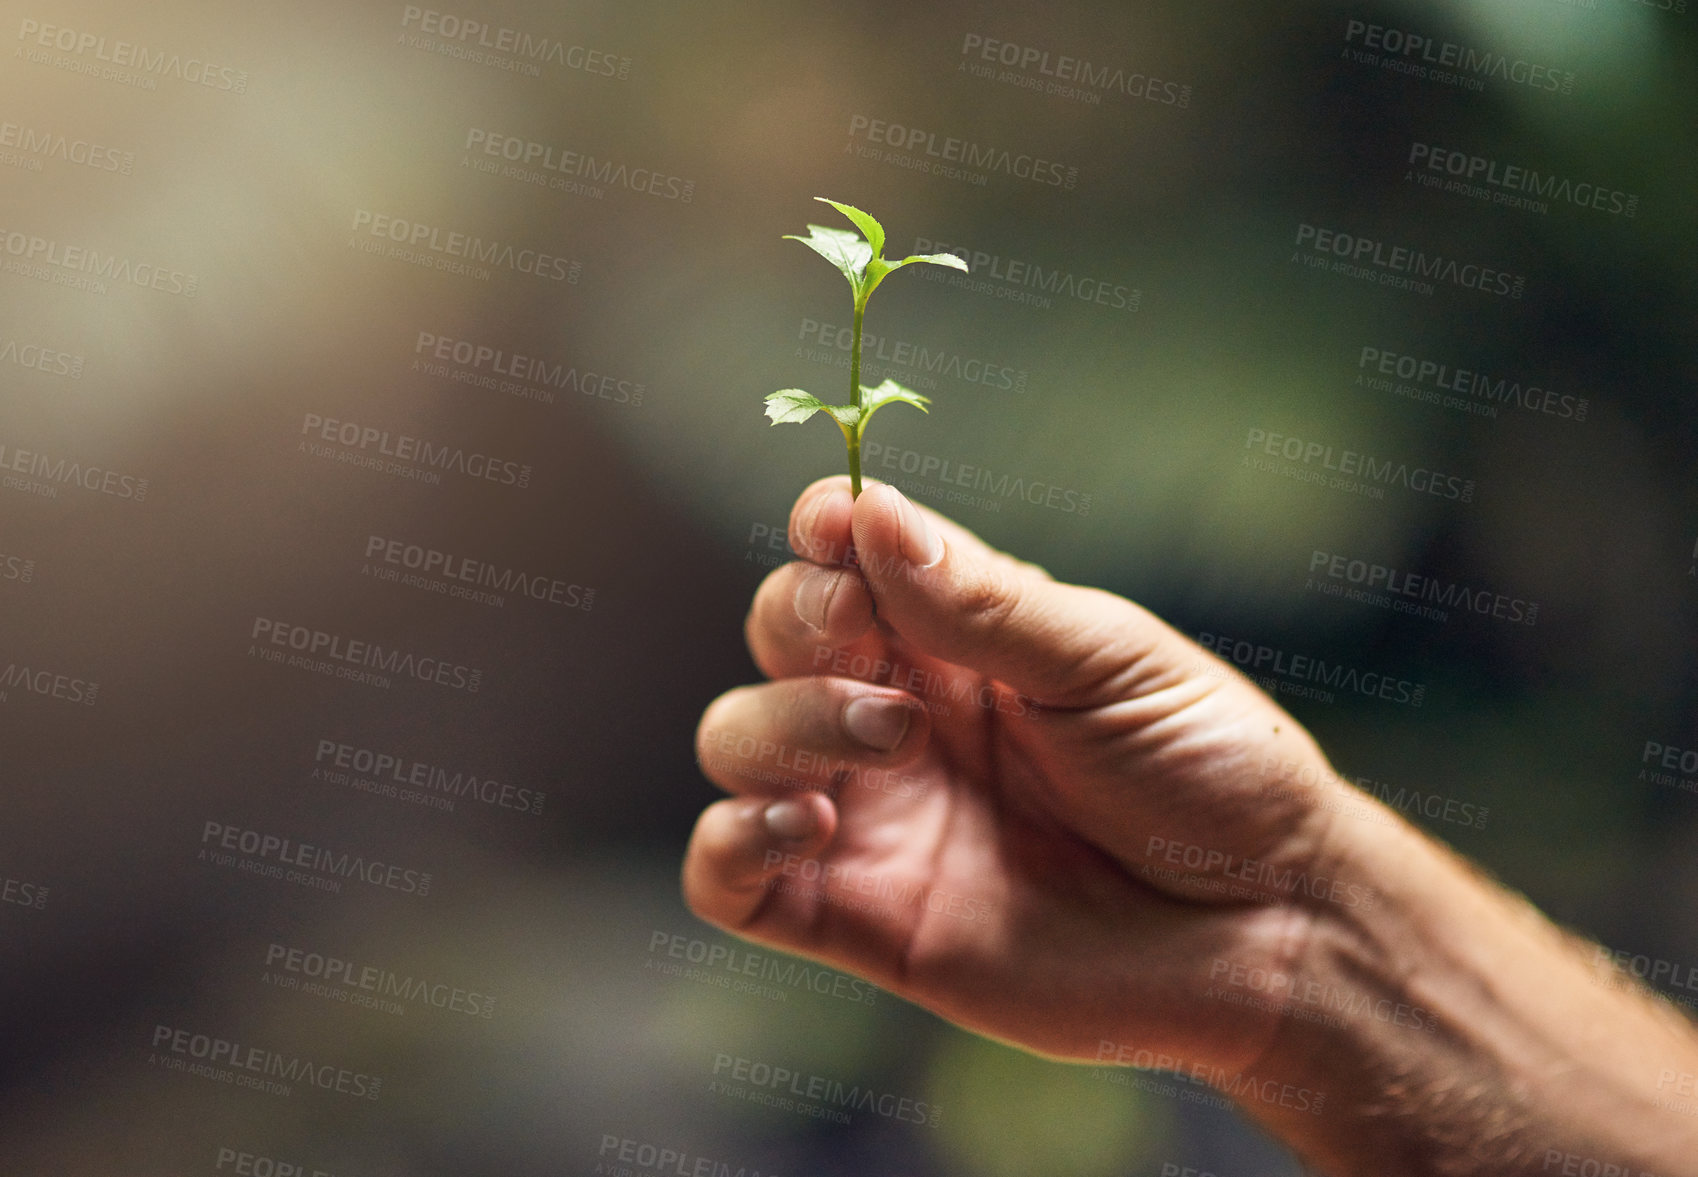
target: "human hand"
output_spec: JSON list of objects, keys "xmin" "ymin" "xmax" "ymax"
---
[{"xmin": 684, "ymin": 477, "xmax": 1351, "ymax": 1074}]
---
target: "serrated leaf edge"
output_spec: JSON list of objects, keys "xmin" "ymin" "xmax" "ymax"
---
[{"xmin": 813, "ymin": 197, "xmax": 885, "ymax": 260}]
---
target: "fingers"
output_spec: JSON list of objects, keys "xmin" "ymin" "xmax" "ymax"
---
[
  {"xmin": 681, "ymin": 792, "xmax": 837, "ymax": 930},
  {"xmin": 784, "ymin": 475, "xmax": 991, "ymax": 573},
  {"xmin": 744, "ymin": 559, "xmax": 876, "ymax": 681},
  {"xmin": 760, "ymin": 478, "xmax": 1193, "ymax": 710},
  {"xmin": 751, "ymin": 475, "xmax": 1025, "ymax": 686},
  {"xmin": 681, "ymin": 786, "xmax": 947, "ymax": 990},
  {"xmin": 695, "ymin": 677, "xmax": 930, "ymax": 796},
  {"xmin": 848, "ymin": 483, "xmax": 1180, "ymax": 709},
  {"xmin": 786, "ymin": 476, "xmax": 858, "ymax": 568}
]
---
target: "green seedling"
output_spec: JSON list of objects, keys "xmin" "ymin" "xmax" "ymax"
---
[{"xmin": 764, "ymin": 197, "xmax": 969, "ymax": 498}]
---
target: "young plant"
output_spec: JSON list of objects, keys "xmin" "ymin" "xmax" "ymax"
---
[{"xmin": 764, "ymin": 197, "xmax": 969, "ymax": 498}]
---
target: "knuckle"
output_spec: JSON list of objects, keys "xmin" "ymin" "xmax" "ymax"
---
[
  {"xmin": 954, "ymin": 564, "xmax": 1022, "ymax": 633},
  {"xmin": 745, "ymin": 565, "xmax": 803, "ymax": 651}
]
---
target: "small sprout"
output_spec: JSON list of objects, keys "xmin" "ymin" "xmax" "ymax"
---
[{"xmin": 764, "ymin": 197, "xmax": 968, "ymax": 497}]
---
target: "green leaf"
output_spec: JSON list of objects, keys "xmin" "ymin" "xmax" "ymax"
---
[
  {"xmin": 814, "ymin": 198, "xmax": 885, "ymax": 259},
  {"xmin": 824, "ymin": 404, "xmax": 861, "ymax": 429},
  {"xmin": 765, "ymin": 390, "xmax": 859, "ymax": 438},
  {"xmin": 858, "ymin": 378, "xmax": 931, "ymax": 430},
  {"xmin": 899, "ymin": 251, "xmax": 970, "ymax": 272},
  {"xmin": 782, "ymin": 224, "xmax": 871, "ymax": 288},
  {"xmin": 861, "ymin": 249, "xmax": 970, "ymax": 299},
  {"xmin": 764, "ymin": 389, "xmax": 833, "ymax": 425},
  {"xmin": 768, "ymin": 200, "xmax": 967, "ymax": 494}
]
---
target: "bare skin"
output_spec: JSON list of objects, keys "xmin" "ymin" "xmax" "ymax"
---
[{"xmin": 684, "ymin": 477, "xmax": 1698, "ymax": 1175}]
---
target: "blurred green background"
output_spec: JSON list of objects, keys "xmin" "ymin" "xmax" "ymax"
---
[{"xmin": 1, "ymin": 0, "xmax": 1694, "ymax": 1173}]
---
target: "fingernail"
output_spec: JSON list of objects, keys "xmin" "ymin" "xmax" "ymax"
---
[
  {"xmin": 764, "ymin": 798, "xmax": 817, "ymax": 842},
  {"xmin": 793, "ymin": 570, "xmax": 837, "ymax": 633},
  {"xmin": 843, "ymin": 696, "xmax": 911, "ymax": 752},
  {"xmin": 791, "ymin": 491, "xmax": 827, "ymax": 558},
  {"xmin": 894, "ymin": 492, "xmax": 943, "ymax": 568}
]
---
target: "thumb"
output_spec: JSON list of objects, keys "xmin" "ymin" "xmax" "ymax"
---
[
  {"xmin": 849, "ymin": 483, "xmax": 1176, "ymax": 709},
  {"xmin": 682, "ymin": 792, "xmax": 838, "ymax": 932}
]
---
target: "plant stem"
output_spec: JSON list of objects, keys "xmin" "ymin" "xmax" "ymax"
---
[
  {"xmin": 848, "ymin": 295, "xmax": 866, "ymax": 498},
  {"xmin": 850, "ymin": 296, "xmax": 865, "ymax": 410}
]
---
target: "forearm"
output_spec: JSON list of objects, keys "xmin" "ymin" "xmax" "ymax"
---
[{"xmin": 1239, "ymin": 806, "xmax": 1698, "ymax": 1176}]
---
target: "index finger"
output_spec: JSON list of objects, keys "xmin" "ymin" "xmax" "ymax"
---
[
  {"xmin": 787, "ymin": 476, "xmax": 858, "ymax": 569},
  {"xmin": 787, "ymin": 475, "xmax": 1013, "ymax": 574}
]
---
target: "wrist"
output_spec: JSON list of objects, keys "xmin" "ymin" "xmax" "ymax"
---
[{"xmin": 1240, "ymin": 806, "xmax": 1698, "ymax": 1175}]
